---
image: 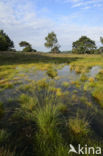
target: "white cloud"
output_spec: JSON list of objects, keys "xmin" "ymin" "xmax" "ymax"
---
[
  {"xmin": 0, "ymin": 0, "xmax": 103, "ymax": 51},
  {"xmin": 64, "ymin": 0, "xmax": 103, "ymax": 9}
]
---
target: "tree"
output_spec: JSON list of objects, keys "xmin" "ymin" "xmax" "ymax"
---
[
  {"xmin": 19, "ymin": 41, "xmax": 35, "ymax": 52},
  {"xmin": 44, "ymin": 32, "xmax": 60, "ymax": 53},
  {"xmin": 98, "ymin": 37, "xmax": 103, "ymax": 53},
  {"xmin": 72, "ymin": 36, "xmax": 96, "ymax": 54},
  {"xmin": 0, "ymin": 30, "xmax": 14, "ymax": 51},
  {"xmin": 19, "ymin": 41, "xmax": 31, "ymax": 47},
  {"xmin": 100, "ymin": 37, "xmax": 103, "ymax": 44}
]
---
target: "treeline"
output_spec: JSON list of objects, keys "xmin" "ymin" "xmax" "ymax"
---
[{"xmin": 0, "ymin": 29, "xmax": 103, "ymax": 54}]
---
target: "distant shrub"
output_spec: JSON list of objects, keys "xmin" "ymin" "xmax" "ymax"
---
[
  {"xmin": 19, "ymin": 41, "xmax": 37, "ymax": 52},
  {"xmin": 32, "ymin": 49, "xmax": 37, "ymax": 52},
  {"xmin": 22, "ymin": 46, "xmax": 32, "ymax": 52}
]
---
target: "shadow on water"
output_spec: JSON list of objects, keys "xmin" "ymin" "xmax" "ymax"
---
[{"xmin": 0, "ymin": 52, "xmax": 79, "ymax": 65}]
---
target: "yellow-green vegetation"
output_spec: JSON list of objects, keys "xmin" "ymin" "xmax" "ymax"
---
[
  {"xmin": 62, "ymin": 81, "xmax": 70, "ymax": 88},
  {"xmin": 0, "ymin": 52, "xmax": 103, "ymax": 155},
  {"xmin": 80, "ymin": 73, "xmax": 88, "ymax": 82},
  {"xmin": 57, "ymin": 103, "xmax": 68, "ymax": 113},
  {"xmin": 68, "ymin": 115, "xmax": 89, "ymax": 135},
  {"xmin": 0, "ymin": 129, "xmax": 9, "ymax": 144},
  {"xmin": 80, "ymin": 96, "xmax": 92, "ymax": 107},
  {"xmin": 46, "ymin": 66, "xmax": 58, "ymax": 78}
]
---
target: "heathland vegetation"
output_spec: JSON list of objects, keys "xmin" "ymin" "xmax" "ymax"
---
[{"xmin": 0, "ymin": 30, "xmax": 103, "ymax": 155}]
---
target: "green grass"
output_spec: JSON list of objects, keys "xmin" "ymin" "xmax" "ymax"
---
[
  {"xmin": 68, "ymin": 114, "xmax": 90, "ymax": 136},
  {"xmin": 0, "ymin": 52, "xmax": 103, "ymax": 155}
]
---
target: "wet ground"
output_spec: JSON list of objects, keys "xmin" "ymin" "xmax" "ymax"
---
[{"xmin": 0, "ymin": 64, "xmax": 103, "ymax": 138}]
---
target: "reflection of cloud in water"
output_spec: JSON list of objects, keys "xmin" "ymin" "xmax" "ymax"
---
[{"xmin": 88, "ymin": 66, "xmax": 101, "ymax": 77}]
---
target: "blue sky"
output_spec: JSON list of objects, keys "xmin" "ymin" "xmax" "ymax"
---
[{"xmin": 0, "ymin": 0, "xmax": 103, "ymax": 51}]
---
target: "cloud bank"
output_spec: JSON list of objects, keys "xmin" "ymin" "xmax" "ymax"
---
[{"xmin": 0, "ymin": 0, "xmax": 103, "ymax": 51}]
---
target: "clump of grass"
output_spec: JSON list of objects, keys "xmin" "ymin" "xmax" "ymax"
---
[
  {"xmin": 55, "ymin": 144, "xmax": 69, "ymax": 156},
  {"xmin": 80, "ymin": 96, "xmax": 92, "ymax": 107},
  {"xmin": 0, "ymin": 129, "xmax": 9, "ymax": 144},
  {"xmin": 62, "ymin": 81, "xmax": 69, "ymax": 88},
  {"xmin": 46, "ymin": 67, "xmax": 58, "ymax": 79},
  {"xmin": 71, "ymin": 65, "xmax": 87, "ymax": 73},
  {"xmin": 36, "ymin": 79, "xmax": 49, "ymax": 89},
  {"xmin": 70, "ymin": 80, "xmax": 81, "ymax": 88},
  {"xmin": 80, "ymin": 74, "xmax": 88, "ymax": 82},
  {"xmin": 71, "ymin": 94, "xmax": 78, "ymax": 103},
  {"xmin": 19, "ymin": 94, "xmax": 37, "ymax": 109},
  {"xmin": 56, "ymin": 88, "xmax": 63, "ymax": 96},
  {"xmin": 68, "ymin": 115, "xmax": 89, "ymax": 136},
  {"xmin": 17, "ymin": 94, "xmax": 38, "ymax": 120},
  {"xmin": 84, "ymin": 82, "xmax": 95, "ymax": 91},
  {"xmin": 0, "ymin": 80, "xmax": 14, "ymax": 90},
  {"xmin": 88, "ymin": 77, "xmax": 95, "ymax": 82},
  {"xmin": 96, "ymin": 69, "xmax": 103, "ymax": 81},
  {"xmin": 92, "ymin": 84, "xmax": 103, "ymax": 108},
  {"xmin": 35, "ymin": 104, "xmax": 64, "ymax": 155},
  {"xmin": 57, "ymin": 104, "xmax": 68, "ymax": 113},
  {"xmin": 35, "ymin": 104, "xmax": 59, "ymax": 133}
]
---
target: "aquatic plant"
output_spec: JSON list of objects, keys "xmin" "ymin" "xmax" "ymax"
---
[
  {"xmin": 68, "ymin": 115, "xmax": 89, "ymax": 135},
  {"xmin": 80, "ymin": 74, "xmax": 88, "ymax": 82},
  {"xmin": 88, "ymin": 77, "xmax": 95, "ymax": 82},
  {"xmin": 62, "ymin": 81, "xmax": 70, "ymax": 88},
  {"xmin": 46, "ymin": 67, "xmax": 58, "ymax": 78}
]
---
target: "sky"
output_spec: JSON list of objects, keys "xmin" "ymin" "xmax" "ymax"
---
[{"xmin": 0, "ymin": 0, "xmax": 103, "ymax": 51}]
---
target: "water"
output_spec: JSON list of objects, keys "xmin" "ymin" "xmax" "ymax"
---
[
  {"xmin": 57, "ymin": 65, "xmax": 80, "ymax": 81},
  {"xmin": 0, "ymin": 64, "xmax": 103, "ymax": 138},
  {"xmin": 88, "ymin": 66, "xmax": 101, "ymax": 77},
  {"xmin": 0, "ymin": 65, "xmax": 101, "ymax": 103}
]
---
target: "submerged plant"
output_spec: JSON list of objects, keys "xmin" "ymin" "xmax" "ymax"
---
[{"xmin": 46, "ymin": 67, "xmax": 58, "ymax": 79}]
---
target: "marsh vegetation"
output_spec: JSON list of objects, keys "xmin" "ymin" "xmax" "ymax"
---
[{"xmin": 0, "ymin": 52, "xmax": 103, "ymax": 155}]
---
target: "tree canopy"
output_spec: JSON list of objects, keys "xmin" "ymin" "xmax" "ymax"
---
[
  {"xmin": 100, "ymin": 37, "xmax": 103, "ymax": 45},
  {"xmin": 19, "ymin": 41, "xmax": 36, "ymax": 52},
  {"xmin": 19, "ymin": 41, "xmax": 31, "ymax": 47},
  {"xmin": 0, "ymin": 30, "xmax": 14, "ymax": 51},
  {"xmin": 72, "ymin": 36, "xmax": 96, "ymax": 54},
  {"xmin": 44, "ymin": 32, "xmax": 60, "ymax": 53}
]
